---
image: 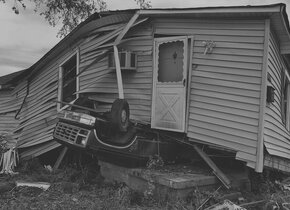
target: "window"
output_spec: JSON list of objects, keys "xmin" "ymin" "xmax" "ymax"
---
[
  {"xmin": 281, "ymin": 68, "xmax": 290, "ymax": 129},
  {"xmin": 157, "ymin": 40, "xmax": 184, "ymax": 83},
  {"xmin": 58, "ymin": 52, "xmax": 79, "ymax": 109}
]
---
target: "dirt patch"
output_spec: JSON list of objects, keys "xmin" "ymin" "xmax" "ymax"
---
[{"xmin": 1, "ymin": 158, "xmax": 290, "ymax": 210}]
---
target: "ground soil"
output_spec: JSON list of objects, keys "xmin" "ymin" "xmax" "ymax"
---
[{"xmin": 1, "ymin": 158, "xmax": 290, "ymax": 210}]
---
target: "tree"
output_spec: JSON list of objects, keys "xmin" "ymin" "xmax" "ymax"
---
[{"xmin": 1, "ymin": 0, "xmax": 151, "ymax": 38}]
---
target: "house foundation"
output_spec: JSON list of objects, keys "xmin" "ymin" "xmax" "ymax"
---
[{"xmin": 98, "ymin": 160, "xmax": 250, "ymax": 201}]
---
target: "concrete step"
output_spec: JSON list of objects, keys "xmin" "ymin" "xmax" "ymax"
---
[{"xmin": 99, "ymin": 161, "xmax": 219, "ymax": 201}]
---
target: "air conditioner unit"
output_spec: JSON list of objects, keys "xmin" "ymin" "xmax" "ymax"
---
[{"xmin": 108, "ymin": 51, "xmax": 137, "ymax": 71}]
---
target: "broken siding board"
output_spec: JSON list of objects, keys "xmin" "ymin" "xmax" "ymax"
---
[
  {"xmin": 78, "ymin": 22, "xmax": 153, "ymax": 122},
  {"xmin": 194, "ymin": 52, "xmax": 263, "ymax": 64},
  {"xmin": 19, "ymin": 124, "xmax": 56, "ymax": 145},
  {"xmin": 189, "ymin": 120, "xmax": 258, "ymax": 142},
  {"xmin": 155, "ymin": 28, "xmax": 264, "ymax": 37},
  {"xmin": 193, "ymin": 58, "xmax": 262, "ymax": 70},
  {"xmin": 194, "ymin": 46, "xmax": 264, "ymax": 57},
  {"xmin": 191, "ymin": 77, "xmax": 261, "ymax": 91},
  {"xmin": 20, "ymin": 140, "xmax": 60, "ymax": 160},
  {"xmin": 16, "ymin": 110, "xmax": 57, "ymax": 131},
  {"xmin": 264, "ymin": 154, "xmax": 290, "ymax": 173},
  {"xmin": 194, "ymin": 35, "xmax": 264, "ymax": 44},
  {"xmin": 154, "ymin": 18, "xmax": 265, "ymax": 27},
  {"xmin": 191, "ymin": 83, "xmax": 260, "ymax": 98},
  {"xmin": 19, "ymin": 133, "xmax": 53, "ymax": 148},
  {"xmin": 187, "ymin": 131, "xmax": 257, "ymax": 155},
  {"xmin": 192, "ymin": 95, "xmax": 260, "ymax": 113},
  {"xmin": 20, "ymin": 102, "xmax": 56, "ymax": 123},
  {"xmin": 190, "ymin": 101, "xmax": 259, "ymax": 119},
  {"xmin": 195, "ymin": 40, "xmax": 264, "ymax": 50},
  {"xmin": 188, "ymin": 113, "xmax": 258, "ymax": 133},
  {"xmin": 191, "ymin": 89, "xmax": 260, "ymax": 105},
  {"xmin": 12, "ymin": 41, "xmax": 80, "ymax": 157},
  {"xmin": 236, "ymin": 151, "xmax": 257, "ymax": 163},
  {"xmin": 193, "ymin": 71, "xmax": 261, "ymax": 84},
  {"xmin": 80, "ymin": 26, "xmax": 124, "ymax": 54}
]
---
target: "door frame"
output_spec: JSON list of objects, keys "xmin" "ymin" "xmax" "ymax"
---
[{"xmin": 151, "ymin": 36, "xmax": 193, "ymax": 132}]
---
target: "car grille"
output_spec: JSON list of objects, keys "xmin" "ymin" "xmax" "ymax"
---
[{"xmin": 54, "ymin": 122, "xmax": 90, "ymax": 147}]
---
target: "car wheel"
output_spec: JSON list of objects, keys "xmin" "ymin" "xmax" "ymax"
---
[{"xmin": 111, "ymin": 99, "xmax": 130, "ymax": 132}]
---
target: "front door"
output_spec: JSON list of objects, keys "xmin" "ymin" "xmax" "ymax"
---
[{"xmin": 151, "ymin": 36, "xmax": 188, "ymax": 132}]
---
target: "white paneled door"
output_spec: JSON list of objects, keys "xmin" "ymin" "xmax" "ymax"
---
[{"xmin": 151, "ymin": 36, "xmax": 188, "ymax": 132}]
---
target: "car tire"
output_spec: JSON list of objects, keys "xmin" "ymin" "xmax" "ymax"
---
[{"xmin": 111, "ymin": 99, "xmax": 130, "ymax": 132}]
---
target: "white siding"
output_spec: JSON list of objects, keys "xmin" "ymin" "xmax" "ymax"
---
[
  {"xmin": 79, "ymin": 22, "xmax": 153, "ymax": 123},
  {"xmin": 264, "ymin": 31, "xmax": 290, "ymax": 160},
  {"xmin": 153, "ymin": 18, "xmax": 265, "ymax": 168}
]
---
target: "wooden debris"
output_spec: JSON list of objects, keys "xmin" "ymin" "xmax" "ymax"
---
[
  {"xmin": 53, "ymin": 146, "xmax": 68, "ymax": 170},
  {"xmin": 193, "ymin": 145, "xmax": 231, "ymax": 189},
  {"xmin": 0, "ymin": 148, "xmax": 18, "ymax": 174},
  {"xmin": 16, "ymin": 181, "xmax": 50, "ymax": 191},
  {"xmin": 239, "ymin": 200, "xmax": 266, "ymax": 209}
]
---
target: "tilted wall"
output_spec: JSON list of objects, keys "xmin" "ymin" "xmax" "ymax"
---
[{"xmin": 153, "ymin": 18, "xmax": 265, "ymax": 168}]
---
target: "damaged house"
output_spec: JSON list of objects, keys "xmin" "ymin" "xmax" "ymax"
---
[{"xmin": 1, "ymin": 4, "xmax": 290, "ymax": 175}]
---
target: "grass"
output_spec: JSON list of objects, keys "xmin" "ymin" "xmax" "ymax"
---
[{"xmin": 1, "ymin": 157, "xmax": 290, "ymax": 210}]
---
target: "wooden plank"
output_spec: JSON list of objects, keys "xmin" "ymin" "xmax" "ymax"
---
[
  {"xmin": 113, "ymin": 46, "xmax": 124, "ymax": 99},
  {"xmin": 191, "ymin": 77, "xmax": 261, "ymax": 91},
  {"xmin": 194, "ymin": 52, "xmax": 263, "ymax": 63},
  {"xmin": 188, "ymin": 112, "xmax": 258, "ymax": 133},
  {"xmin": 256, "ymin": 19, "xmax": 270, "ymax": 172},
  {"xmin": 188, "ymin": 132, "xmax": 256, "ymax": 155},
  {"xmin": 191, "ymin": 89, "xmax": 260, "ymax": 105},
  {"xmin": 189, "ymin": 106, "xmax": 259, "ymax": 126},
  {"xmin": 154, "ymin": 18, "xmax": 265, "ymax": 25},
  {"xmin": 189, "ymin": 120, "xmax": 257, "ymax": 142},
  {"xmin": 191, "ymin": 82, "xmax": 260, "ymax": 98},
  {"xmin": 193, "ymin": 145, "xmax": 231, "ymax": 189},
  {"xmin": 191, "ymin": 94, "xmax": 259, "ymax": 112},
  {"xmin": 190, "ymin": 101, "xmax": 259, "ymax": 119},
  {"xmin": 114, "ymin": 12, "xmax": 139, "ymax": 45},
  {"xmin": 154, "ymin": 21, "xmax": 265, "ymax": 30},
  {"xmin": 193, "ymin": 71, "xmax": 261, "ymax": 84},
  {"xmin": 193, "ymin": 58, "xmax": 262, "ymax": 70},
  {"xmin": 263, "ymin": 28, "xmax": 290, "ymax": 165},
  {"xmin": 53, "ymin": 147, "xmax": 68, "ymax": 170},
  {"xmin": 185, "ymin": 36, "xmax": 194, "ymax": 133},
  {"xmin": 154, "ymin": 28, "xmax": 264, "ymax": 37},
  {"xmin": 188, "ymin": 124, "xmax": 257, "ymax": 147},
  {"xmin": 194, "ymin": 46, "xmax": 264, "ymax": 57}
]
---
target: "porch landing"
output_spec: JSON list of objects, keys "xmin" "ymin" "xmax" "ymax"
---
[{"xmin": 98, "ymin": 161, "xmax": 236, "ymax": 201}]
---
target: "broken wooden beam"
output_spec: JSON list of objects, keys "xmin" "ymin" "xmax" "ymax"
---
[
  {"xmin": 53, "ymin": 146, "xmax": 68, "ymax": 170},
  {"xmin": 16, "ymin": 181, "xmax": 50, "ymax": 191},
  {"xmin": 193, "ymin": 145, "xmax": 231, "ymax": 189}
]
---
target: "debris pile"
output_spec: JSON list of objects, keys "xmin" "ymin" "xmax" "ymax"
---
[{"xmin": 0, "ymin": 132, "xmax": 18, "ymax": 175}]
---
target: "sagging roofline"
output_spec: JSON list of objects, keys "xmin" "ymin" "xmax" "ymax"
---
[{"xmin": 2, "ymin": 3, "xmax": 290, "ymax": 83}]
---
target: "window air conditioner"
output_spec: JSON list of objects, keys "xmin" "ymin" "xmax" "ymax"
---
[{"xmin": 108, "ymin": 51, "xmax": 137, "ymax": 71}]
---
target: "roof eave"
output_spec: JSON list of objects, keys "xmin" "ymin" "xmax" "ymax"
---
[{"xmin": 139, "ymin": 4, "xmax": 282, "ymax": 15}]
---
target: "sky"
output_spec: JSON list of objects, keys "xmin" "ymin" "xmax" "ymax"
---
[{"xmin": 0, "ymin": 0, "xmax": 289, "ymax": 76}]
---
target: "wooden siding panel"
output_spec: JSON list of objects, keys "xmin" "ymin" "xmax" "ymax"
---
[
  {"xmin": 263, "ymin": 31, "xmax": 290, "ymax": 160},
  {"xmin": 153, "ymin": 18, "xmax": 264, "ymax": 168},
  {"xmin": 79, "ymin": 22, "xmax": 153, "ymax": 123}
]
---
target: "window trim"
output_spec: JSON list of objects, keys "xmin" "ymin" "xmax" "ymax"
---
[
  {"xmin": 57, "ymin": 49, "xmax": 80, "ymax": 111},
  {"xmin": 281, "ymin": 67, "xmax": 290, "ymax": 130}
]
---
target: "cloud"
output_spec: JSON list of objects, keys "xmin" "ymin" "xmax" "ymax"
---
[
  {"xmin": 1, "ymin": 0, "xmax": 290, "ymax": 77},
  {"xmin": 0, "ymin": 46, "xmax": 50, "ymax": 70},
  {"xmin": 0, "ymin": 2, "xmax": 60, "ymax": 75}
]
